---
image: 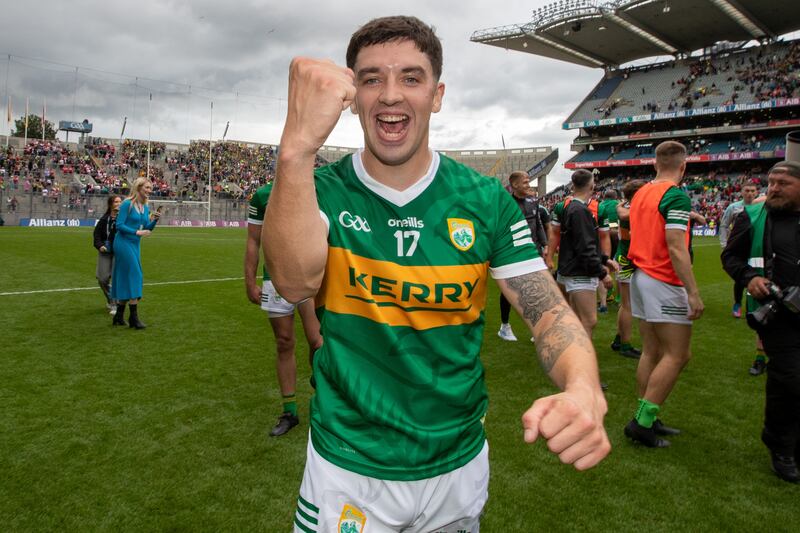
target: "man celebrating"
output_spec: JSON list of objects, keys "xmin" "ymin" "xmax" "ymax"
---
[
  {"xmin": 625, "ymin": 141, "xmax": 704, "ymax": 448},
  {"xmin": 722, "ymin": 161, "xmax": 800, "ymax": 483},
  {"xmin": 263, "ymin": 16, "xmax": 610, "ymax": 530},
  {"xmin": 245, "ymin": 182, "xmax": 323, "ymax": 436}
]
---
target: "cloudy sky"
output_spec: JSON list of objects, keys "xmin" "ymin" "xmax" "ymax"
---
[{"xmin": 0, "ymin": 0, "xmax": 607, "ymax": 189}]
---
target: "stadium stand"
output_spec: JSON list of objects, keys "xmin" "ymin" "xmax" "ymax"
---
[
  {"xmin": 473, "ymin": 0, "xmax": 800, "ymax": 230},
  {"xmin": 565, "ymin": 41, "xmax": 800, "ymax": 126},
  {"xmin": 0, "ymin": 135, "xmax": 557, "ymax": 225}
]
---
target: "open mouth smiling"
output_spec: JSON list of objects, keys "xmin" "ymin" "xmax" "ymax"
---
[{"xmin": 376, "ymin": 113, "xmax": 410, "ymax": 140}]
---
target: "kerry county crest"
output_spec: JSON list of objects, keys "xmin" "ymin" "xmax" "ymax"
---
[
  {"xmin": 447, "ymin": 218, "xmax": 475, "ymax": 251},
  {"xmin": 338, "ymin": 504, "xmax": 366, "ymax": 533}
]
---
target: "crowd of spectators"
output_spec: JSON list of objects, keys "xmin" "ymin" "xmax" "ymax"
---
[
  {"xmin": 732, "ymin": 41, "xmax": 800, "ymax": 103},
  {"xmin": 171, "ymin": 141, "xmax": 277, "ymax": 201},
  {"xmin": 85, "ymin": 136, "xmax": 116, "ymax": 162},
  {"xmin": 1, "ymin": 141, "xmax": 68, "ymax": 201},
  {"xmin": 597, "ymin": 41, "xmax": 800, "ymax": 121}
]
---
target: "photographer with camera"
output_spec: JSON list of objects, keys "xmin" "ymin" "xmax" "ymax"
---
[{"xmin": 722, "ymin": 161, "xmax": 800, "ymax": 483}]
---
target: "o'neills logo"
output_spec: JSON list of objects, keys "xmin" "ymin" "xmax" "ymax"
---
[{"xmin": 387, "ymin": 217, "xmax": 424, "ymax": 228}]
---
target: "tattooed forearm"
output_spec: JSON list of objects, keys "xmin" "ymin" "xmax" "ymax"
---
[
  {"xmin": 504, "ymin": 271, "xmax": 594, "ymax": 374},
  {"xmin": 536, "ymin": 304, "xmax": 593, "ymax": 372},
  {"xmin": 506, "ymin": 271, "xmax": 562, "ymax": 326}
]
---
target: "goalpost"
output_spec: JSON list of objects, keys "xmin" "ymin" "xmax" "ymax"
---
[{"xmin": 142, "ymin": 101, "xmax": 215, "ymax": 223}]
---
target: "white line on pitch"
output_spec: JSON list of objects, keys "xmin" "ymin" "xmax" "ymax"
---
[{"xmin": 0, "ymin": 277, "xmax": 244, "ymax": 296}]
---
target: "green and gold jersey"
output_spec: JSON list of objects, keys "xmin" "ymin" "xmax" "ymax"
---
[
  {"xmin": 311, "ymin": 151, "xmax": 545, "ymax": 481},
  {"xmin": 248, "ymin": 182, "xmax": 272, "ymax": 281}
]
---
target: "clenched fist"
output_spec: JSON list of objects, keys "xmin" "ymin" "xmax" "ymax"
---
[
  {"xmin": 280, "ymin": 58, "xmax": 357, "ymax": 158},
  {"xmin": 522, "ymin": 386, "xmax": 611, "ymax": 471}
]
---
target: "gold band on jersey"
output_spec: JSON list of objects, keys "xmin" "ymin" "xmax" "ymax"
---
[{"xmin": 318, "ymin": 247, "xmax": 488, "ymax": 330}]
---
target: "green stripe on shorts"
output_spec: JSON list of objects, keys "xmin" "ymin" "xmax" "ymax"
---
[
  {"xmin": 294, "ymin": 515, "xmax": 315, "ymax": 533},
  {"xmin": 298, "ymin": 495, "xmax": 319, "ymax": 513}
]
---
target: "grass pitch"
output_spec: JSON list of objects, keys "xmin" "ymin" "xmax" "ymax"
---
[{"xmin": 1, "ymin": 228, "xmax": 798, "ymax": 532}]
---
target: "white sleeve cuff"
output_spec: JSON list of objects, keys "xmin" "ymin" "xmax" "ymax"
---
[
  {"xmin": 490, "ymin": 257, "xmax": 548, "ymax": 279},
  {"xmin": 320, "ymin": 210, "xmax": 330, "ymax": 234}
]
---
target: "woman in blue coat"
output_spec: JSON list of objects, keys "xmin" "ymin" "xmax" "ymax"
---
[{"xmin": 111, "ymin": 178, "xmax": 161, "ymax": 328}]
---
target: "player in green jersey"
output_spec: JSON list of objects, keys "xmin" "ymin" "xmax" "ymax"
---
[
  {"xmin": 597, "ymin": 190, "xmax": 620, "ymax": 312},
  {"xmin": 263, "ymin": 16, "xmax": 610, "ymax": 531},
  {"xmin": 245, "ymin": 183, "xmax": 323, "ymax": 436},
  {"xmin": 612, "ymin": 180, "xmax": 645, "ymax": 359}
]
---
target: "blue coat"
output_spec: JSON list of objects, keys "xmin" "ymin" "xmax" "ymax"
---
[{"xmin": 111, "ymin": 199, "xmax": 158, "ymax": 300}]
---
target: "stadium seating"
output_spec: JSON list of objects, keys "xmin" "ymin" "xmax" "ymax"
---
[
  {"xmin": 570, "ymin": 135, "xmax": 786, "ymax": 163},
  {"xmin": 566, "ymin": 41, "xmax": 800, "ymax": 125}
]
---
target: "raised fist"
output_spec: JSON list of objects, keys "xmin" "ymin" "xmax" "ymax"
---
[{"xmin": 280, "ymin": 58, "xmax": 356, "ymax": 158}]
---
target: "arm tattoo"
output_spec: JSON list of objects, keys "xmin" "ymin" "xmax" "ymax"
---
[
  {"xmin": 505, "ymin": 271, "xmax": 561, "ymax": 326},
  {"xmin": 506, "ymin": 271, "xmax": 593, "ymax": 373}
]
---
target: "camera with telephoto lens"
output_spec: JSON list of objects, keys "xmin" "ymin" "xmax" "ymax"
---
[{"xmin": 748, "ymin": 283, "xmax": 800, "ymax": 326}]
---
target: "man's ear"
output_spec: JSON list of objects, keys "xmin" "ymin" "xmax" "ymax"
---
[{"xmin": 432, "ymin": 82, "xmax": 445, "ymax": 113}]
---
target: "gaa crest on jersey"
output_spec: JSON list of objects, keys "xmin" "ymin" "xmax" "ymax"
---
[
  {"xmin": 447, "ymin": 218, "xmax": 475, "ymax": 251},
  {"xmin": 338, "ymin": 504, "xmax": 366, "ymax": 533}
]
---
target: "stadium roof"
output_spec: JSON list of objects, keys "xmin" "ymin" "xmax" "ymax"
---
[{"xmin": 471, "ymin": 0, "xmax": 800, "ymax": 68}]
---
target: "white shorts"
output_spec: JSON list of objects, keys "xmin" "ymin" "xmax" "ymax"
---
[
  {"xmin": 261, "ymin": 280, "xmax": 296, "ymax": 317},
  {"xmin": 294, "ymin": 437, "xmax": 489, "ymax": 533},
  {"xmin": 630, "ymin": 269, "xmax": 691, "ymax": 325},
  {"xmin": 556, "ymin": 273, "xmax": 599, "ymax": 293}
]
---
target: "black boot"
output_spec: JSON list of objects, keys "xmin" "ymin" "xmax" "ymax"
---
[
  {"xmin": 128, "ymin": 304, "xmax": 146, "ymax": 329},
  {"xmin": 113, "ymin": 303, "xmax": 127, "ymax": 326}
]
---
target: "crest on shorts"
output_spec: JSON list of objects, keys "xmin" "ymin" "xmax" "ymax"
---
[
  {"xmin": 448, "ymin": 218, "xmax": 475, "ymax": 251},
  {"xmin": 338, "ymin": 504, "xmax": 366, "ymax": 533}
]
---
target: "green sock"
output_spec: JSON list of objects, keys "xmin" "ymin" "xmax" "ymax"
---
[
  {"xmin": 282, "ymin": 394, "xmax": 297, "ymax": 416},
  {"xmin": 634, "ymin": 398, "xmax": 660, "ymax": 428},
  {"xmin": 755, "ymin": 354, "xmax": 766, "ymax": 363},
  {"xmin": 621, "ymin": 342, "xmax": 633, "ymax": 351}
]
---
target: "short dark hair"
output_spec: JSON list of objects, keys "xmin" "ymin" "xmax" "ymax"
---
[
  {"xmin": 509, "ymin": 171, "xmax": 528, "ymax": 185},
  {"xmin": 622, "ymin": 179, "xmax": 646, "ymax": 201},
  {"xmin": 655, "ymin": 141, "xmax": 687, "ymax": 171},
  {"xmin": 742, "ymin": 180, "xmax": 759, "ymax": 189},
  {"xmin": 768, "ymin": 161, "xmax": 800, "ymax": 179},
  {"xmin": 346, "ymin": 16, "xmax": 443, "ymax": 80},
  {"xmin": 571, "ymin": 169, "xmax": 593, "ymax": 189},
  {"xmin": 603, "ymin": 189, "xmax": 618, "ymax": 200}
]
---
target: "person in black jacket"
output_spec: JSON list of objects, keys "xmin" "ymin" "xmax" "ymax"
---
[
  {"xmin": 93, "ymin": 195, "xmax": 121, "ymax": 314},
  {"xmin": 557, "ymin": 169, "xmax": 616, "ymax": 340},
  {"xmin": 721, "ymin": 161, "xmax": 800, "ymax": 484},
  {"xmin": 497, "ymin": 171, "xmax": 549, "ymax": 342}
]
